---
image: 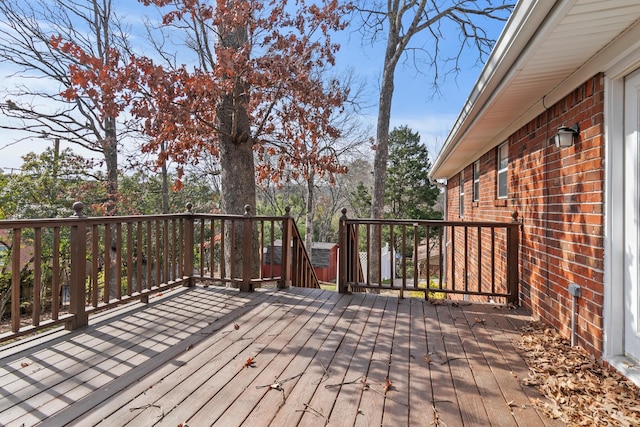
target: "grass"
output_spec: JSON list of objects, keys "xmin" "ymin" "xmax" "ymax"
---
[
  {"xmin": 320, "ymin": 283, "xmax": 336, "ymax": 291},
  {"xmin": 408, "ymin": 279, "xmax": 446, "ymax": 300},
  {"xmin": 320, "ymin": 277, "xmax": 445, "ymax": 300}
]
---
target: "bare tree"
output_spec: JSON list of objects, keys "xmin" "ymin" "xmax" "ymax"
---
[
  {"xmin": 255, "ymin": 69, "xmax": 371, "ymax": 256},
  {"xmin": 338, "ymin": 157, "xmax": 374, "ymax": 219},
  {"xmin": 0, "ymin": 0, "xmax": 135, "ymax": 214},
  {"xmin": 353, "ymin": 0, "xmax": 514, "ymax": 282},
  {"xmin": 0, "ymin": 0, "xmax": 138, "ymax": 299},
  {"xmin": 299, "ymin": 71, "xmax": 370, "ymax": 257}
]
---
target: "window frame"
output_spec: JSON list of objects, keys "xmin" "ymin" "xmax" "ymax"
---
[
  {"xmin": 472, "ymin": 160, "xmax": 480, "ymax": 202},
  {"xmin": 497, "ymin": 142, "xmax": 508, "ymax": 199},
  {"xmin": 459, "ymin": 170, "xmax": 465, "ymax": 217}
]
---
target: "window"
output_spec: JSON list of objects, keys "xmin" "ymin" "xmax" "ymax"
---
[
  {"xmin": 497, "ymin": 142, "xmax": 508, "ymax": 199},
  {"xmin": 473, "ymin": 160, "xmax": 480, "ymax": 202},
  {"xmin": 459, "ymin": 170, "xmax": 465, "ymax": 217}
]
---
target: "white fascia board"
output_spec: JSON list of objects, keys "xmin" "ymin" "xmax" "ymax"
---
[{"xmin": 430, "ymin": 0, "xmax": 569, "ymax": 180}]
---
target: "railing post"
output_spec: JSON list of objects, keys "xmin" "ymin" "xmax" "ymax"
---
[
  {"xmin": 11, "ymin": 229, "xmax": 22, "ymax": 333},
  {"xmin": 183, "ymin": 203, "xmax": 195, "ymax": 287},
  {"xmin": 241, "ymin": 204, "xmax": 254, "ymax": 292},
  {"xmin": 507, "ymin": 211, "xmax": 521, "ymax": 305},
  {"xmin": 338, "ymin": 208, "xmax": 348, "ymax": 293},
  {"xmin": 67, "ymin": 201, "xmax": 88, "ymax": 330},
  {"xmin": 279, "ymin": 206, "xmax": 292, "ymax": 289}
]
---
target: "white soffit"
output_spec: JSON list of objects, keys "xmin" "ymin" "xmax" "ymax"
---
[{"xmin": 431, "ymin": 0, "xmax": 640, "ymax": 180}]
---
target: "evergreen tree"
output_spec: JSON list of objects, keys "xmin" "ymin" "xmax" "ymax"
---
[
  {"xmin": 350, "ymin": 182, "xmax": 372, "ymax": 219},
  {"xmin": 0, "ymin": 148, "xmax": 103, "ymax": 219},
  {"xmin": 385, "ymin": 126, "xmax": 441, "ymax": 220}
]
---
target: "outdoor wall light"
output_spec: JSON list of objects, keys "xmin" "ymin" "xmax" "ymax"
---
[{"xmin": 554, "ymin": 123, "xmax": 580, "ymax": 148}]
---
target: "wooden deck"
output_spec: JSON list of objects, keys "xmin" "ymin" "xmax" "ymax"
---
[{"xmin": 0, "ymin": 286, "xmax": 563, "ymax": 427}]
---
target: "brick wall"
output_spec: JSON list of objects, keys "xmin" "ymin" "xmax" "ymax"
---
[
  {"xmin": 443, "ymin": 224, "xmax": 511, "ymax": 300},
  {"xmin": 445, "ymin": 74, "xmax": 605, "ymax": 356}
]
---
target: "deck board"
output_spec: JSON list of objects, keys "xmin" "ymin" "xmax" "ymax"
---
[
  {"xmin": 408, "ymin": 298, "xmax": 435, "ymax": 426},
  {"xmin": 459, "ymin": 305, "xmax": 549, "ymax": 427},
  {"xmin": 422, "ymin": 301, "xmax": 464, "ymax": 427},
  {"xmin": 115, "ymin": 289, "xmax": 291, "ymax": 426},
  {"xmin": 381, "ymin": 296, "xmax": 411, "ymax": 426},
  {"xmin": 0, "ymin": 286, "xmax": 563, "ymax": 427},
  {"xmin": 353, "ymin": 295, "xmax": 399, "ymax": 427},
  {"xmin": 330, "ymin": 294, "xmax": 387, "ymax": 426},
  {"xmin": 37, "ymin": 288, "xmax": 271, "ymax": 427},
  {"xmin": 452, "ymin": 304, "xmax": 519, "ymax": 427},
  {"xmin": 215, "ymin": 290, "xmax": 341, "ymax": 426},
  {"xmin": 437, "ymin": 303, "xmax": 490, "ymax": 425},
  {"xmin": 297, "ymin": 292, "xmax": 372, "ymax": 427},
  {"xmin": 483, "ymin": 306, "xmax": 563, "ymax": 427},
  {"xmin": 266, "ymin": 292, "xmax": 356, "ymax": 427},
  {"xmin": 180, "ymin": 289, "xmax": 330, "ymax": 426}
]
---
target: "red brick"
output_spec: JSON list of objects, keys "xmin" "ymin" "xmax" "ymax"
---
[{"xmin": 444, "ymin": 74, "xmax": 605, "ymax": 358}]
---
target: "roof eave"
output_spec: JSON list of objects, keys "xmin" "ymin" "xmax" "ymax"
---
[{"xmin": 430, "ymin": 0, "xmax": 561, "ymax": 180}]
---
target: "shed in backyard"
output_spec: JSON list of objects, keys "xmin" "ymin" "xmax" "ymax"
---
[{"xmin": 263, "ymin": 240, "xmax": 338, "ymax": 283}]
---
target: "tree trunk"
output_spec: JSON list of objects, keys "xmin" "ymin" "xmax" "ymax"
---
[
  {"xmin": 217, "ymin": 17, "xmax": 258, "ymax": 281},
  {"xmin": 305, "ymin": 171, "xmax": 315, "ymax": 263},
  {"xmin": 218, "ymin": 118, "xmax": 257, "ymax": 280},
  {"xmin": 104, "ymin": 115, "xmax": 120, "ymax": 298},
  {"xmin": 218, "ymin": 94, "xmax": 255, "ymax": 215},
  {"xmin": 104, "ymin": 116, "xmax": 118, "ymax": 214},
  {"xmin": 161, "ymin": 142, "xmax": 169, "ymax": 214},
  {"xmin": 370, "ymin": 42, "xmax": 398, "ymax": 285}
]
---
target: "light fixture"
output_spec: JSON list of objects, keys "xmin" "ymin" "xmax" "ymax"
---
[{"xmin": 554, "ymin": 123, "xmax": 580, "ymax": 148}]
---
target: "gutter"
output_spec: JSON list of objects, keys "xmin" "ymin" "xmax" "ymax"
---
[{"xmin": 430, "ymin": 0, "xmax": 561, "ymax": 180}]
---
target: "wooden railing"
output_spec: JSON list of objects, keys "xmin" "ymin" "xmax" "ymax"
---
[
  {"xmin": 189, "ymin": 205, "xmax": 320, "ymax": 291},
  {"xmin": 0, "ymin": 203, "xmax": 318, "ymax": 343},
  {"xmin": 0, "ymin": 203, "xmax": 520, "ymax": 344},
  {"xmin": 338, "ymin": 209, "xmax": 520, "ymax": 304},
  {"xmin": 289, "ymin": 217, "xmax": 321, "ymax": 288}
]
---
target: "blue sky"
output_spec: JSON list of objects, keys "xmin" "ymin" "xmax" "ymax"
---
[
  {"xmin": 0, "ymin": 1, "xmax": 509, "ymax": 171},
  {"xmin": 331, "ymin": 10, "xmax": 510, "ymax": 162}
]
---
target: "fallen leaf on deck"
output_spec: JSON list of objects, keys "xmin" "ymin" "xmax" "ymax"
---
[
  {"xmin": 156, "ymin": 292, "xmax": 163, "ymax": 297},
  {"xmin": 384, "ymin": 377, "xmax": 392, "ymax": 393},
  {"xmin": 424, "ymin": 355, "xmax": 432, "ymax": 364},
  {"xmin": 244, "ymin": 357, "xmax": 255, "ymax": 368},
  {"xmin": 361, "ymin": 377, "xmax": 370, "ymax": 390},
  {"xmin": 20, "ymin": 362, "xmax": 30, "ymax": 368},
  {"xmin": 518, "ymin": 321, "xmax": 640, "ymax": 425},
  {"xmin": 451, "ymin": 301, "xmax": 471, "ymax": 307},
  {"xmin": 234, "ymin": 323, "xmax": 240, "ymax": 330}
]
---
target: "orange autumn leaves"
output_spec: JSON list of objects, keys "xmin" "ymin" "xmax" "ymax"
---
[
  {"xmin": 243, "ymin": 357, "xmax": 256, "ymax": 368},
  {"xmin": 50, "ymin": 35, "xmax": 131, "ymax": 121},
  {"xmin": 51, "ymin": 0, "xmax": 351, "ymax": 186}
]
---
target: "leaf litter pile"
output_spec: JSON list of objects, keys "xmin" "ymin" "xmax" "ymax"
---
[{"xmin": 517, "ymin": 321, "xmax": 640, "ymax": 426}]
